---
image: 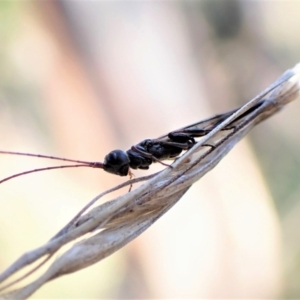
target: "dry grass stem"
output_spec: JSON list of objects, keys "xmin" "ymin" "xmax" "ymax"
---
[{"xmin": 1, "ymin": 63, "xmax": 300, "ymax": 299}]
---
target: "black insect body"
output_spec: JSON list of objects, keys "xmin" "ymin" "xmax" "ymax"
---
[
  {"xmin": 0, "ymin": 100, "xmax": 265, "ymax": 184},
  {"xmin": 103, "ymin": 129, "xmax": 211, "ymax": 176},
  {"xmin": 102, "ymin": 100, "xmax": 266, "ymax": 177}
]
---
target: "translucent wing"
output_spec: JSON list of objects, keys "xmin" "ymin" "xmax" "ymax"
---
[{"xmin": 155, "ymin": 101, "xmax": 264, "ymax": 142}]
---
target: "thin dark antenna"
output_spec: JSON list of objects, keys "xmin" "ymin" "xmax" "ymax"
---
[
  {"xmin": 0, "ymin": 151, "xmax": 97, "ymax": 165},
  {"xmin": 0, "ymin": 151, "xmax": 105, "ymax": 184},
  {"xmin": 0, "ymin": 164, "xmax": 101, "ymax": 184}
]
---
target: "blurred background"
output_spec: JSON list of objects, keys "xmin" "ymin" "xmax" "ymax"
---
[{"xmin": 0, "ymin": 0, "xmax": 300, "ymax": 298}]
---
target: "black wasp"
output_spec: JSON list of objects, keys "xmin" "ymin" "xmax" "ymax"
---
[{"xmin": 0, "ymin": 101, "xmax": 263, "ymax": 184}]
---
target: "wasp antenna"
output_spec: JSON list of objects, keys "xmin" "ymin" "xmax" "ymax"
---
[
  {"xmin": 0, "ymin": 151, "xmax": 95, "ymax": 165},
  {"xmin": 0, "ymin": 164, "xmax": 100, "ymax": 185}
]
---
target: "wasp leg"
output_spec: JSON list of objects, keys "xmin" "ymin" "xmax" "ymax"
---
[
  {"xmin": 128, "ymin": 170, "xmax": 134, "ymax": 192},
  {"xmin": 131, "ymin": 146, "xmax": 172, "ymax": 168}
]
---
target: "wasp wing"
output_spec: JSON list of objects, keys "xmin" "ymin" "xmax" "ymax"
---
[{"xmin": 154, "ymin": 101, "xmax": 264, "ymax": 143}]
